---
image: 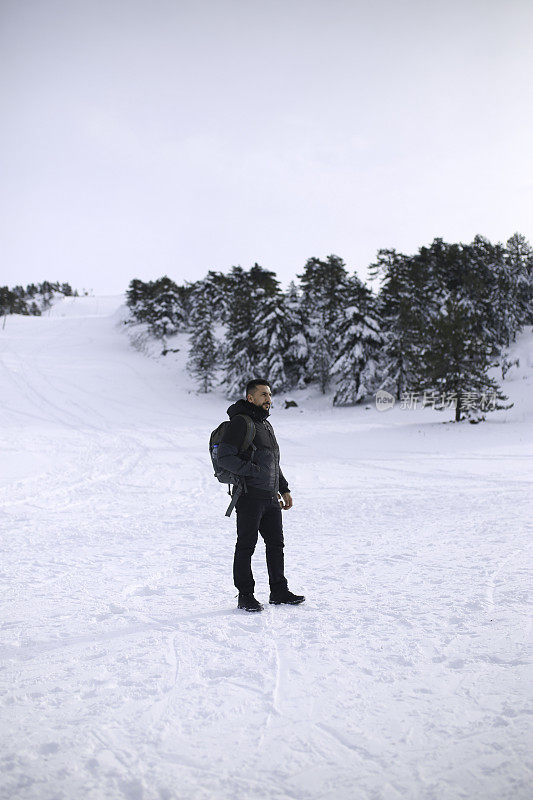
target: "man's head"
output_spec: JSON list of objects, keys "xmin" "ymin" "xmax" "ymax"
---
[{"xmin": 246, "ymin": 379, "xmax": 271, "ymax": 411}]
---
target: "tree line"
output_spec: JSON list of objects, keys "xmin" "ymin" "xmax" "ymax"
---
[
  {"xmin": 125, "ymin": 234, "xmax": 532, "ymax": 419},
  {"xmin": 0, "ymin": 281, "xmax": 78, "ymax": 316},
  {"xmin": 129, "ymin": 233, "xmax": 532, "ymax": 420}
]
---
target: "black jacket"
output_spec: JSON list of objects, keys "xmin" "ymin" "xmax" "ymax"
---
[{"xmin": 217, "ymin": 398, "xmax": 290, "ymax": 498}]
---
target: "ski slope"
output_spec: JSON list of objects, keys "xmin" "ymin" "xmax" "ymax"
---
[{"xmin": 0, "ymin": 296, "xmax": 531, "ymax": 800}]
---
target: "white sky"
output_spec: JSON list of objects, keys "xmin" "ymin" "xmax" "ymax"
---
[{"xmin": 1, "ymin": 0, "xmax": 532, "ymax": 293}]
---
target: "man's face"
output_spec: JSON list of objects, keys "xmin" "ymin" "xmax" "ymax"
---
[{"xmin": 248, "ymin": 385, "xmax": 272, "ymax": 411}]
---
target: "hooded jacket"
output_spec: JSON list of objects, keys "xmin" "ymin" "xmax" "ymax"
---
[{"xmin": 216, "ymin": 398, "xmax": 290, "ymax": 499}]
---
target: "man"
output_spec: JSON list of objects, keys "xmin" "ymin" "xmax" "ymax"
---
[{"xmin": 217, "ymin": 378, "xmax": 305, "ymax": 612}]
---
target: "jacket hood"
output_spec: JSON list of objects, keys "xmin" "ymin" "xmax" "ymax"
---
[{"xmin": 227, "ymin": 398, "xmax": 270, "ymax": 421}]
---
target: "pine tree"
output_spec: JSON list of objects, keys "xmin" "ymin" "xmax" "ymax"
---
[
  {"xmin": 331, "ymin": 276, "xmax": 382, "ymax": 405},
  {"xmin": 125, "ymin": 276, "xmax": 186, "ymax": 339},
  {"xmin": 126, "ymin": 279, "xmax": 147, "ymax": 311},
  {"xmin": 297, "ymin": 254, "xmax": 349, "ymax": 392},
  {"xmin": 505, "ymin": 232, "xmax": 533, "ymax": 327},
  {"xmin": 11, "ymin": 286, "xmax": 30, "ymax": 314},
  {"xmin": 411, "ymin": 240, "xmax": 512, "ymax": 421},
  {"xmin": 248, "ymin": 263, "xmax": 280, "ymax": 298},
  {"xmin": 125, "ymin": 279, "xmax": 155, "ymax": 326},
  {"xmin": 281, "ymin": 281, "xmax": 308, "ymax": 390},
  {"xmin": 39, "ymin": 281, "xmax": 55, "ymax": 310},
  {"xmin": 175, "ymin": 283, "xmax": 195, "ymax": 329},
  {"xmin": 220, "ymin": 266, "xmax": 258, "ymax": 398},
  {"xmin": 369, "ymin": 248, "xmax": 424, "ymax": 399},
  {"xmin": 0, "ymin": 287, "xmax": 24, "ymax": 315},
  {"xmin": 201, "ymin": 270, "xmax": 231, "ymax": 324},
  {"xmin": 254, "ymin": 291, "xmax": 290, "ymax": 392},
  {"xmin": 467, "ymin": 235, "xmax": 516, "ymax": 348},
  {"xmin": 186, "ymin": 282, "xmax": 219, "ymax": 393},
  {"xmin": 218, "ymin": 264, "xmax": 282, "ymax": 398},
  {"xmin": 413, "ymin": 294, "xmax": 511, "ymax": 421},
  {"xmin": 149, "ymin": 276, "xmax": 185, "ymax": 338}
]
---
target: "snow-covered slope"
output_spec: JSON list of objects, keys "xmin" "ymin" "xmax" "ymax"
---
[{"xmin": 0, "ymin": 296, "xmax": 531, "ymax": 800}]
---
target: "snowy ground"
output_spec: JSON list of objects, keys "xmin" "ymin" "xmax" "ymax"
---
[{"xmin": 0, "ymin": 296, "xmax": 531, "ymax": 800}]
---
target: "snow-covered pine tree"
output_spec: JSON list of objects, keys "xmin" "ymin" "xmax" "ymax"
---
[
  {"xmin": 201, "ymin": 270, "xmax": 231, "ymax": 325},
  {"xmin": 297, "ymin": 255, "xmax": 349, "ymax": 393},
  {"xmin": 505, "ymin": 232, "xmax": 533, "ymax": 328},
  {"xmin": 126, "ymin": 279, "xmax": 146, "ymax": 310},
  {"xmin": 0, "ymin": 286, "xmax": 25, "ymax": 315},
  {"xmin": 125, "ymin": 276, "xmax": 186, "ymax": 339},
  {"xmin": 219, "ymin": 266, "xmax": 259, "ymax": 399},
  {"xmin": 149, "ymin": 276, "xmax": 186, "ymax": 338},
  {"xmin": 38, "ymin": 281, "xmax": 57, "ymax": 310},
  {"xmin": 28, "ymin": 301, "xmax": 41, "ymax": 315},
  {"xmin": 331, "ymin": 275, "xmax": 382, "ymax": 405},
  {"xmin": 369, "ymin": 248, "xmax": 425, "ymax": 399},
  {"xmin": 219, "ymin": 263, "xmax": 283, "ymax": 398},
  {"xmin": 175, "ymin": 283, "xmax": 195, "ymax": 330},
  {"xmin": 465, "ymin": 235, "xmax": 518, "ymax": 349},
  {"xmin": 281, "ymin": 281, "xmax": 308, "ymax": 390},
  {"xmin": 248, "ymin": 263, "xmax": 280, "ymax": 298},
  {"xmin": 253, "ymin": 290, "xmax": 291, "ymax": 392},
  {"xmin": 411, "ymin": 240, "xmax": 511, "ymax": 422},
  {"xmin": 125, "ymin": 279, "xmax": 156, "ymax": 326},
  {"xmin": 186, "ymin": 281, "xmax": 219, "ymax": 393},
  {"xmin": 415, "ymin": 296, "xmax": 511, "ymax": 421}
]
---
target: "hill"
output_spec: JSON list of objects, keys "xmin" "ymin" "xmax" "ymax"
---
[{"xmin": 0, "ymin": 295, "xmax": 531, "ymax": 800}]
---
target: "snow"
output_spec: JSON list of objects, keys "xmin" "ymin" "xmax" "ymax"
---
[{"xmin": 1, "ymin": 295, "xmax": 531, "ymax": 800}]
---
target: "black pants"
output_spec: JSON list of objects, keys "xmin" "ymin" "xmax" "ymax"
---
[{"xmin": 233, "ymin": 494, "xmax": 288, "ymax": 595}]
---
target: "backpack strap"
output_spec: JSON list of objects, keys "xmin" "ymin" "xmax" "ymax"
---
[
  {"xmin": 234, "ymin": 414, "xmax": 257, "ymax": 454},
  {"xmin": 225, "ymin": 481, "xmax": 244, "ymax": 517},
  {"xmin": 223, "ymin": 415, "xmax": 256, "ymax": 517}
]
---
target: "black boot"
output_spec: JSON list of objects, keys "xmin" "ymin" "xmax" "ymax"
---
[
  {"xmin": 237, "ymin": 593, "xmax": 263, "ymax": 612},
  {"xmin": 269, "ymin": 589, "xmax": 305, "ymax": 605}
]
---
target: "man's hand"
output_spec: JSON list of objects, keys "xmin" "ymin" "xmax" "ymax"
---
[{"xmin": 278, "ymin": 492, "xmax": 293, "ymax": 510}]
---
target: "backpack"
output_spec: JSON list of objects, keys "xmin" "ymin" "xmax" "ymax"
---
[{"xmin": 209, "ymin": 414, "xmax": 257, "ymax": 517}]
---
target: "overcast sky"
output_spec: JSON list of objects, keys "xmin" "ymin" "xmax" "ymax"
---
[{"xmin": 1, "ymin": 0, "xmax": 532, "ymax": 294}]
